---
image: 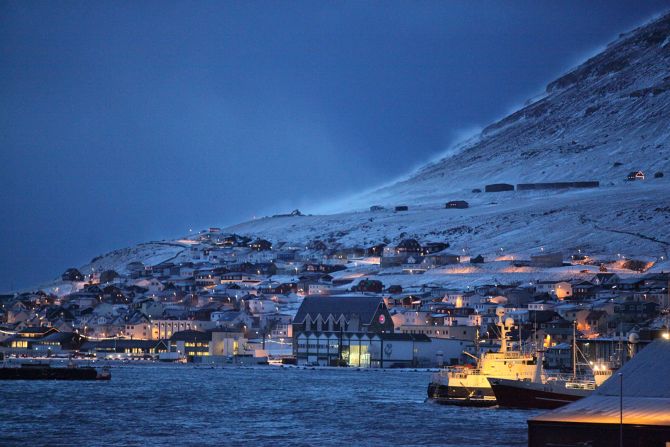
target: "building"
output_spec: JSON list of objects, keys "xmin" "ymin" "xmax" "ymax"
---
[
  {"xmin": 530, "ymin": 252, "xmax": 564, "ymax": 268},
  {"xmin": 528, "ymin": 339, "xmax": 670, "ymax": 447},
  {"xmin": 291, "ymin": 295, "xmax": 394, "ymax": 366},
  {"xmin": 80, "ymin": 339, "xmax": 169, "ymax": 358},
  {"xmin": 445, "ymin": 200, "xmax": 469, "ymax": 209},
  {"xmin": 627, "ymin": 170, "xmax": 645, "ymax": 181},
  {"xmin": 485, "ymin": 183, "xmax": 514, "ymax": 192}
]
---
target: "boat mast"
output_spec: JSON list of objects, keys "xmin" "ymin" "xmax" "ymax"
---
[
  {"xmin": 496, "ymin": 307, "xmax": 507, "ymax": 353},
  {"xmin": 572, "ymin": 320, "xmax": 577, "ymax": 379}
]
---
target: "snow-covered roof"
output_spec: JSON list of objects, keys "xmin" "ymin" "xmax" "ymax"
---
[{"xmin": 532, "ymin": 340, "xmax": 670, "ymax": 426}]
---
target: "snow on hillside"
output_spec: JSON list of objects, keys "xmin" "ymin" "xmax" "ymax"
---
[
  {"xmin": 81, "ymin": 242, "xmax": 187, "ymax": 275},
  {"xmin": 41, "ymin": 13, "xmax": 670, "ymax": 289},
  {"xmin": 226, "ymin": 182, "xmax": 670, "ymax": 260},
  {"xmin": 223, "ymin": 13, "xmax": 670, "ymax": 259},
  {"xmin": 359, "ymin": 13, "xmax": 670, "ymax": 207}
]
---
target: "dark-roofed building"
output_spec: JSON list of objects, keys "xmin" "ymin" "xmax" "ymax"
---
[
  {"xmin": 445, "ymin": 200, "xmax": 469, "ymax": 209},
  {"xmin": 62, "ymin": 268, "xmax": 84, "ymax": 282},
  {"xmin": 395, "ymin": 239, "xmax": 422, "ymax": 255},
  {"xmin": 170, "ymin": 330, "xmax": 212, "ymax": 358},
  {"xmin": 80, "ymin": 339, "xmax": 168, "ymax": 358},
  {"xmin": 292, "ymin": 295, "xmax": 394, "ymax": 366},
  {"xmin": 528, "ymin": 339, "xmax": 670, "ymax": 447}
]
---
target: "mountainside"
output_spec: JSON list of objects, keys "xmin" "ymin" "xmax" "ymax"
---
[
  {"xmin": 39, "ymin": 12, "xmax": 670, "ymax": 288},
  {"xmin": 223, "ymin": 14, "xmax": 670, "ymax": 257},
  {"xmin": 363, "ymin": 12, "xmax": 670, "ymax": 206}
]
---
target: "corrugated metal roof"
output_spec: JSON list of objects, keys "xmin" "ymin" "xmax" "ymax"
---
[
  {"xmin": 531, "ymin": 340, "xmax": 670, "ymax": 426},
  {"xmin": 293, "ymin": 295, "xmax": 383, "ymax": 324}
]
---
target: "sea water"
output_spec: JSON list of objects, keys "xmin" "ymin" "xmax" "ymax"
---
[{"xmin": 0, "ymin": 365, "xmax": 539, "ymax": 446}]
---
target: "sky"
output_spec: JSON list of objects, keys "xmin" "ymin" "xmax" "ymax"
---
[{"xmin": 1, "ymin": 0, "xmax": 669, "ymax": 291}]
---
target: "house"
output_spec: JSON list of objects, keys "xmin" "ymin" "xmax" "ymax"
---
[
  {"xmin": 470, "ymin": 254, "xmax": 485, "ymax": 264},
  {"xmin": 583, "ymin": 310, "xmax": 609, "ymax": 335},
  {"xmin": 61, "ymin": 268, "xmax": 84, "ymax": 282},
  {"xmin": 210, "ymin": 310, "xmax": 254, "ymax": 331},
  {"xmin": 591, "ymin": 272, "xmax": 620, "ymax": 286},
  {"xmin": 369, "ymin": 205, "xmax": 385, "ymax": 212},
  {"xmin": 572, "ymin": 281, "xmax": 596, "ymax": 300},
  {"xmin": 421, "ymin": 242, "xmax": 450, "ymax": 255},
  {"xmin": 366, "ymin": 243, "xmax": 387, "ymax": 257},
  {"xmin": 627, "ymin": 170, "xmax": 645, "ymax": 180},
  {"xmin": 249, "ymin": 238, "xmax": 272, "ymax": 251},
  {"xmin": 445, "ymin": 200, "xmax": 469, "ymax": 209},
  {"xmin": 354, "ymin": 279, "xmax": 384, "ymax": 293},
  {"xmin": 394, "ymin": 205, "xmax": 408, "ymax": 212},
  {"xmin": 534, "ymin": 280, "xmax": 572, "ymax": 299},
  {"xmin": 395, "ymin": 239, "xmax": 422, "ymax": 255},
  {"xmin": 421, "ymin": 251, "xmax": 460, "ymax": 268}
]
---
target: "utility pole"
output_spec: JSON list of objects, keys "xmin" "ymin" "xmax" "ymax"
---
[{"xmin": 618, "ymin": 373, "xmax": 623, "ymax": 447}]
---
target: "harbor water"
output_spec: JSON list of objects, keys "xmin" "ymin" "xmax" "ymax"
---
[{"xmin": 0, "ymin": 365, "xmax": 539, "ymax": 446}]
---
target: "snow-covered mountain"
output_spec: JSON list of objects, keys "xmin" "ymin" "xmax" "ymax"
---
[
  {"xmin": 361, "ymin": 12, "xmax": 670, "ymax": 206},
  {"xmin": 225, "ymin": 13, "xmax": 670, "ymax": 259},
  {"xmin": 46, "ymin": 12, "xmax": 670, "ymax": 284}
]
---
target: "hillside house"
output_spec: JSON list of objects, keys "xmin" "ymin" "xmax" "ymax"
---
[
  {"xmin": 627, "ymin": 170, "xmax": 645, "ymax": 180},
  {"xmin": 445, "ymin": 200, "xmax": 469, "ymax": 209},
  {"xmin": 422, "ymin": 251, "xmax": 460, "ymax": 268},
  {"xmin": 62, "ymin": 268, "xmax": 84, "ymax": 282},
  {"xmin": 248, "ymin": 239, "xmax": 272, "ymax": 251},
  {"xmin": 395, "ymin": 239, "xmax": 422, "ymax": 255},
  {"xmin": 421, "ymin": 242, "xmax": 449, "ymax": 255}
]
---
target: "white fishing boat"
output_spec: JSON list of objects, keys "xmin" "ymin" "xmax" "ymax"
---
[{"xmin": 427, "ymin": 307, "xmax": 537, "ymax": 406}]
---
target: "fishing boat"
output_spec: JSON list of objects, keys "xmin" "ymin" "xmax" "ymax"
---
[
  {"xmin": 488, "ymin": 322, "xmax": 613, "ymax": 409},
  {"xmin": 427, "ymin": 307, "xmax": 538, "ymax": 406},
  {"xmin": 0, "ymin": 361, "xmax": 111, "ymax": 381}
]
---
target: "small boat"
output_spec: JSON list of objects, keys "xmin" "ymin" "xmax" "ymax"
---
[{"xmin": 0, "ymin": 362, "xmax": 111, "ymax": 381}]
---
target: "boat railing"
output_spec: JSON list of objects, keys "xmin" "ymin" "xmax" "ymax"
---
[{"xmin": 565, "ymin": 380, "xmax": 596, "ymax": 390}]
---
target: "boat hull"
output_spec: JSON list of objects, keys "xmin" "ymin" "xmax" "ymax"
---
[
  {"xmin": 488, "ymin": 378, "xmax": 588, "ymax": 409},
  {"xmin": 427, "ymin": 381, "xmax": 496, "ymax": 406}
]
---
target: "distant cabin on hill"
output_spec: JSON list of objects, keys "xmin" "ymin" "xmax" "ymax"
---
[
  {"xmin": 485, "ymin": 183, "xmax": 514, "ymax": 192},
  {"xmin": 445, "ymin": 200, "xmax": 469, "ymax": 209},
  {"xmin": 394, "ymin": 205, "xmax": 408, "ymax": 212},
  {"xmin": 627, "ymin": 170, "xmax": 645, "ymax": 181},
  {"xmin": 61, "ymin": 268, "xmax": 84, "ymax": 282}
]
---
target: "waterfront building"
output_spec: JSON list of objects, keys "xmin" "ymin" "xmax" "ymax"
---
[
  {"xmin": 528, "ymin": 339, "xmax": 670, "ymax": 447},
  {"xmin": 291, "ymin": 295, "xmax": 394, "ymax": 366}
]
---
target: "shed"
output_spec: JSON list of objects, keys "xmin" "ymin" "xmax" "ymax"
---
[
  {"xmin": 484, "ymin": 183, "xmax": 514, "ymax": 192},
  {"xmin": 445, "ymin": 200, "xmax": 469, "ymax": 209}
]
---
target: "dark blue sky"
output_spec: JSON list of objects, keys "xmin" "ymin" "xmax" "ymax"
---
[{"xmin": 1, "ymin": 1, "xmax": 668, "ymax": 291}]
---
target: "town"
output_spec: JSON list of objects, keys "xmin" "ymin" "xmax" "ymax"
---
[{"xmin": 2, "ymin": 223, "xmax": 668, "ymax": 371}]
